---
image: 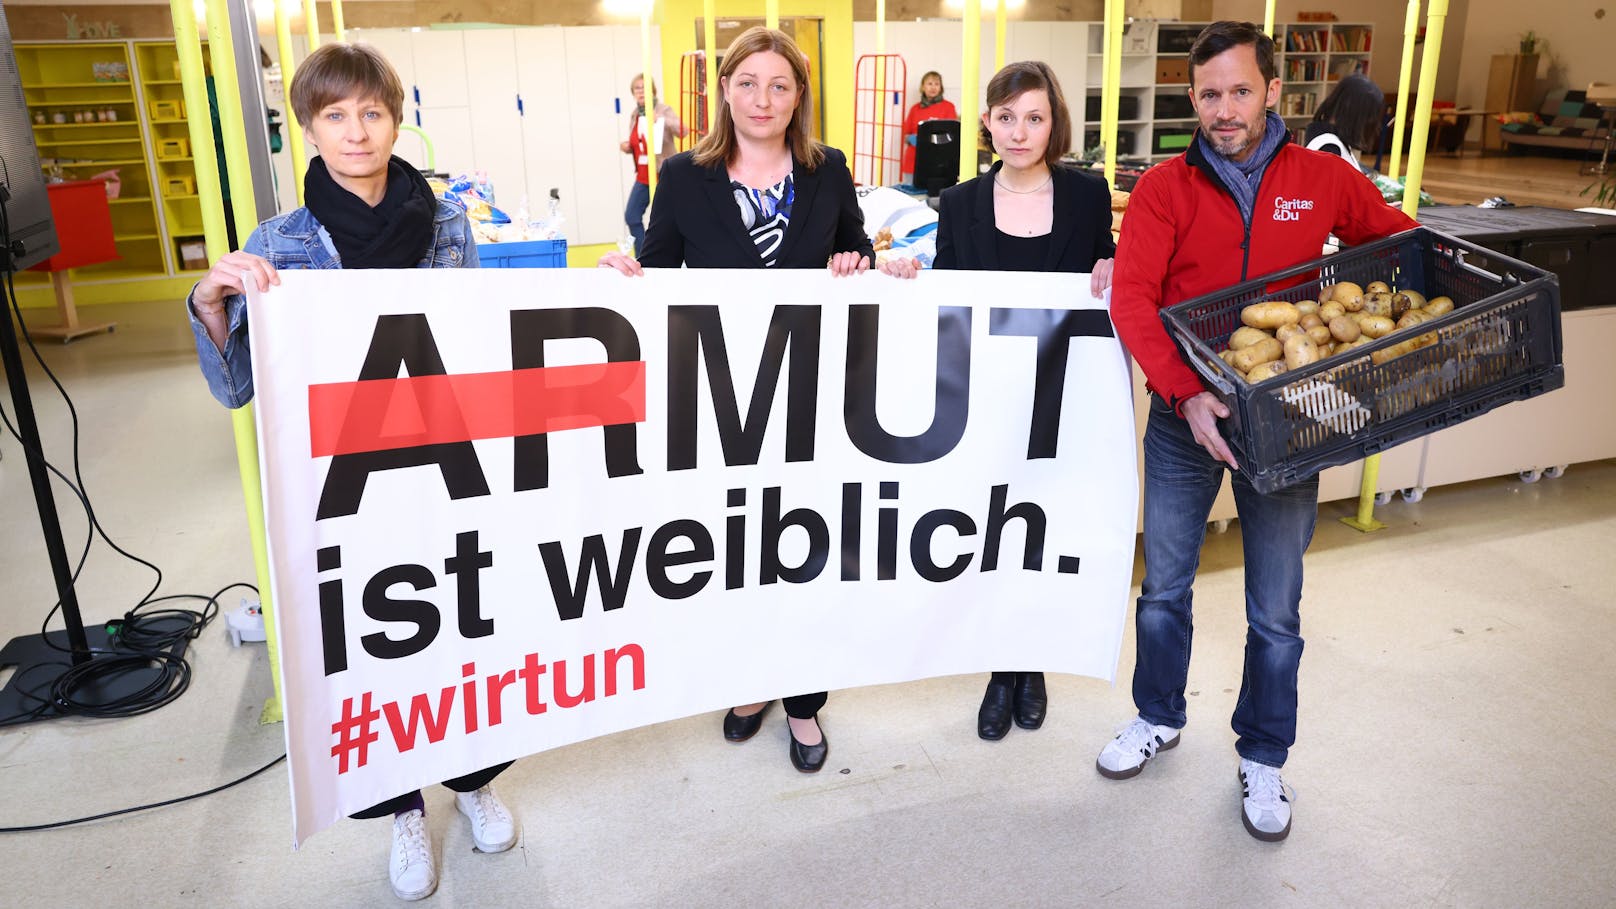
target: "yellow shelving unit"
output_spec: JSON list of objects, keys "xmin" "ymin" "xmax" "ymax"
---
[
  {"xmin": 135, "ymin": 40, "xmax": 211, "ymax": 276},
  {"xmin": 15, "ymin": 42, "xmax": 166, "ymax": 289}
]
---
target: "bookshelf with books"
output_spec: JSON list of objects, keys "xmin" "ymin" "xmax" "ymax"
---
[{"xmin": 1277, "ymin": 22, "xmax": 1373, "ymax": 125}]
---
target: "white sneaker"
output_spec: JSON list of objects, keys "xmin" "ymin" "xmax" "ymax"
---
[
  {"xmin": 1096, "ymin": 716, "xmax": 1181, "ymax": 780},
  {"xmin": 389, "ymin": 809, "xmax": 437, "ymax": 901},
  {"xmin": 455, "ymin": 784, "xmax": 519, "ymax": 853},
  {"xmin": 1238, "ymin": 759, "xmax": 1295, "ymax": 842}
]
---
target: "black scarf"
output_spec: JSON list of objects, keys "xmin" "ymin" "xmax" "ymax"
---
[{"xmin": 303, "ymin": 155, "xmax": 437, "ymax": 269}]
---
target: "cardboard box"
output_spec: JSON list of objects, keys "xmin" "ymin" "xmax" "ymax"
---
[
  {"xmin": 1156, "ymin": 58, "xmax": 1190, "ymax": 85},
  {"xmin": 176, "ymin": 237, "xmax": 208, "ymax": 271}
]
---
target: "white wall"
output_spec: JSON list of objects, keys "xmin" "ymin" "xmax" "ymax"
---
[{"xmin": 1452, "ymin": 0, "xmax": 1616, "ymax": 109}]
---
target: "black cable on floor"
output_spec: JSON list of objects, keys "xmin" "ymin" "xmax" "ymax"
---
[
  {"xmin": 0, "ymin": 193, "xmax": 250, "ymax": 722},
  {"xmin": 0, "ymin": 751, "xmax": 287, "ymax": 833}
]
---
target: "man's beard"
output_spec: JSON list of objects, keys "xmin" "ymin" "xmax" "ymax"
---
[{"xmin": 1210, "ymin": 117, "xmax": 1264, "ymax": 160}]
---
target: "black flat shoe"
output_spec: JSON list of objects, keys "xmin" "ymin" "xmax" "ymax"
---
[
  {"xmin": 788, "ymin": 717, "xmax": 829, "ymax": 773},
  {"xmin": 723, "ymin": 701, "xmax": 773, "ymax": 743},
  {"xmin": 1013, "ymin": 672, "xmax": 1047, "ymax": 730},
  {"xmin": 978, "ymin": 676, "xmax": 1014, "ymax": 741}
]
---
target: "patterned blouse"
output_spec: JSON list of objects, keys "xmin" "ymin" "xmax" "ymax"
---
[{"xmin": 730, "ymin": 173, "xmax": 795, "ymax": 267}]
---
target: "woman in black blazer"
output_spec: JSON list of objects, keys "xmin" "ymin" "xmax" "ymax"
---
[
  {"xmin": 931, "ymin": 61, "xmax": 1115, "ymax": 741},
  {"xmin": 600, "ymin": 25, "xmax": 910, "ymax": 774}
]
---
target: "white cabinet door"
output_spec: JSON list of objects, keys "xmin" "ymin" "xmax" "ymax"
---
[
  {"xmin": 514, "ymin": 28, "xmax": 580, "ymax": 242},
  {"xmin": 409, "ymin": 30, "xmax": 469, "ymax": 108},
  {"xmin": 564, "ymin": 27, "xmax": 632, "ymax": 246},
  {"xmin": 414, "ymin": 106, "xmax": 476, "ymax": 178},
  {"xmin": 462, "ymin": 30, "xmax": 528, "ymax": 209},
  {"xmin": 354, "ymin": 28, "xmax": 416, "ymax": 97}
]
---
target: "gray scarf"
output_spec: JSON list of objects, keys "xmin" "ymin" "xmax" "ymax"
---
[{"xmin": 1199, "ymin": 111, "xmax": 1287, "ymax": 225}]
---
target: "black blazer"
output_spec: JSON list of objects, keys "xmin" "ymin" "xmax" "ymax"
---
[
  {"xmin": 639, "ymin": 146, "xmax": 876, "ymax": 268},
  {"xmin": 932, "ymin": 161, "xmax": 1116, "ymax": 272}
]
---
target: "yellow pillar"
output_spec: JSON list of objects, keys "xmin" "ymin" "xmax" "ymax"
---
[
  {"xmin": 172, "ymin": 0, "xmax": 286, "ymax": 723},
  {"xmin": 1400, "ymin": 0, "xmax": 1448, "ymax": 216},
  {"xmin": 302, "ymin": 0, "xmax": 321, "ymax": 50},
  {"xmin": 1388, "ymin": 0, "xmax": 1420, "ymax": 182},
  {"xmin": 330, "ymin": 0, "xmax": 346, "ymax": 42},
  {"xmin": 959, "ymin": 0, "xmax": 981, "ymax": 185},
  {"xmin": 765, "ymin": 0, "xmax": 778, "ymax": 29},
  {"xmin": 274, "ymin": 0, "xmax": 308, "ymax": 204},
  {"xmin": 1343, "ymin": 0, "xmax": 1448, "ymax": 535},
  {"xmin": 1264, "ymin": 0, "xmax": 1276, "ymax": 38},
  {"xmin": 994, "ymin": 0, "xmax": 1006, "ymax": 74},
  {"xmin": 1102, "ymin": 0, "xmax": 1124, "ymax": 189},
  {"xmin": 704, "ymin": 0, "xmax": 718, "ymax": 138}
]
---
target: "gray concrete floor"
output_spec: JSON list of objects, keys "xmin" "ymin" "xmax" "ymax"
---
[{"xmin": 2, "ymin": 300, "xmax": 1613, "ymax": 908}]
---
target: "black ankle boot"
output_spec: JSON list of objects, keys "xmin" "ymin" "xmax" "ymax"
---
[
  {"xmin": 1013, "ymin": 672, "xmax": 1047, "ymax": 730},
  {"xmin": 978, "ymin": 675, "xmax": 1014, "ymax": 740}
]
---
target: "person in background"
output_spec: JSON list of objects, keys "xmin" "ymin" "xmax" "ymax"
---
[
  {"xmin": 621, "ymin": 73, "xmax": 686, "ymax": 255},
  {"xmin": 1102, "ymin": 21, "xmax": 1415, "ymax": 843},
  {"xmin": 184, "ymin": 42, "xmax": 516, "ymax": 902},
  {"xmin": 902, "ymin": 70, "xmax": 958, "ymax": 184},
  {"xmin": 1304, "ymin": 73, "xmax": 1385, "ymax": 173},
  {"xmin": 919, "ymin": 60, "xmax": 1114, "ymax": 740},
  {"xmin": 599, "ymin": 25, "xmax": 913, "ymax": 773}
]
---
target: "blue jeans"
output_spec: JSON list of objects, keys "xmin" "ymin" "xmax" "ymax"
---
[
  {"xmin": 1133, "ymin": 396, "xmax": 1318, "ymax": 767},
  {"xmin": 625, "ymin": 180, "xmax": 650, "ymax": 256}
]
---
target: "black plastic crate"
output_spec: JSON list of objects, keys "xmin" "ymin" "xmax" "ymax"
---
[
  {"xmin": 1086, "ymin": 94, "xmax": 1140, "ymax": 121},
  {"xmin": 1153, "ymin": 92, "xmax": 1195, "ymax": 120},
  {"xmin": 1161, "ymin": 227, "xmax": 1565, "ymax": 493},
  {"xmin": 1084, "ymin": 129, "xmax": 1136, "ymax": 155}
]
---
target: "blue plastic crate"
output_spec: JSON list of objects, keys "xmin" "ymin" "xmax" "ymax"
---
[{"xmin": 476, "ymin": 238, "xmax": 567, "ymax": 268}]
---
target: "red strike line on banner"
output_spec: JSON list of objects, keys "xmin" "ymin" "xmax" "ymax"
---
[{"xmin": 307, "ymin": 363, "xmax": 647, "ymax": 457}]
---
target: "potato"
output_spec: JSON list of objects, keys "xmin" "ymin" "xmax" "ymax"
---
[
  {"xmin": 1318, "ymin": 300, "xmax": 1346, "ymax": 321},
  {"xmin": 1370, "ymin": 331, "xmax": 1439, "ymax": 365},
  {"xmin": 1219, "ymin": 349, "xmax": 1241, "ymax": 367},
  {"xmin": 1306, "ymin": 324, "xmax": 1333, "ymax": 346},
  {"xmin": 1317, "ymin": 341, "xmax": 1335, "ymax": 357},
  {"xmin": 1339, "ymin": 291, "xmax": 1365, "ymax": 313},
  {"xmin": 1357, "ymin": 315, "xmax": 1396, "ymax": 338},
  {"xmin": 1276, "ymin": 323, "xmax": 1307, "ymax": 342},
  {"xmin": 1366, "ymin": 280, "xmax": 1391, "ymax": 294},
  {"xmin": 1283, "ymin": 333, "xmax": 1320, "ymax": 369},
  {"xmin": 1295, "ymin": 299, "xmax": 1320, "ymax": 317},
  {"xmin": 1328, "ymin": 315, "xmax": 1361, "ymax": 343},
  {"xmin": 1396, "ymin": 308, "xmax": 1434, "ymax": 330},
  {"xmin": 1330, "ymin": 281, "xmax": 1364, "ymax": 304},
  {"xmin": 1241, "ymin": 300, "xmax": 1302, "ymax": 329},
  {"xmin": 1424, "ymin": 296, "xmax": 1455, "ymax": 317},
  {"xmin": 1299, "ymin": 312, "xmax": 1324, "ymax": 330},
  {"xmin": 1246, "ymin": 360, "xmax": 1289, "ymax": 383},
  {"xmin": 1362, "ymin": 292, "xmax": 1396, "ymax": 318},
  {"xmin": 1228, "ymin": 326, "xmax": 1273, "ymax": 350},
  {"xmin": 1230, "ymin": 337, "xmax": 1283, "ymax": 372},
  {"xmin": 1395, "ymin": 289, "xmax": 1427, "ymax": 310}
]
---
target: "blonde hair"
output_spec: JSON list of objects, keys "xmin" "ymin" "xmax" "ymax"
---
[
  {"xmin": 691, "ymin": 27, "xmax": 824, "ymax": 171},
  {"xmin": 289, "ymin": 42, "xmax": 405, "ymax": 127}
]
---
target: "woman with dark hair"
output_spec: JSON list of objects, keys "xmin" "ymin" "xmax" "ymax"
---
[
  {"xmin": 1304, "ymin": 73, "xmax": 1385, "ymax": 172},
  {"xmin": 598, "ymin": 26, "xmax": 913, "ymax": 773},
  {"xmin": 902, "ymin": 70, "xmax": 958, "ymax": 183},
  {"xmin": 928, "ymin": 60, "xmax": 1115, "ymax": 740}
]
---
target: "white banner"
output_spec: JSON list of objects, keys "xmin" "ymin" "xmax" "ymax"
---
[{"xmin": 247, "ymin": 268, "xmax": 1137, "ymax": 846}]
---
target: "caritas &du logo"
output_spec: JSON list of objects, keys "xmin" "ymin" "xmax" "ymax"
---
[{"xmin": 1273, "ymin": 196, "xmax": 1316, "ymax": 221}]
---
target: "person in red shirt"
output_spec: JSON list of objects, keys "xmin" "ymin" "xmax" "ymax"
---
[
  {"xmin": 901, "ymin": 70, "xmax": 957, "ymax": 183},
  {"xmin": 1098, "ymin": 21, "xmax": 1415, "ymax": 843},
  {"xmin": 621, "ymin": 73, "xmax": 685, "ymax": 255}
]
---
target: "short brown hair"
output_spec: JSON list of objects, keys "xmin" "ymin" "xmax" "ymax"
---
[
  {"xmin": 692, "ymin": 27, "xmax": 824, "ymax": 171},
  {"xmin": 288, "ymin": 42, "xmax": 405, "ymax": 127},
  {"xmin": 1188, "ymin": 21, "xmax": 1277, "ymax": 89},
  {"xmin": 978, "ymin": 61, "xmax": 1072, "ymax": 168}
]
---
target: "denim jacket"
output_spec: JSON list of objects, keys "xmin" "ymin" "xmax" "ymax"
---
[{"xmin": 188, "ymin": 199, "xmax": 480, "ymax": 408}]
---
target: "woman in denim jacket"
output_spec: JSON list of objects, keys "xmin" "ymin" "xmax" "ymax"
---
[{"xmin": 185, "ymin": 43, "xmax": 505, "ymax": 903}]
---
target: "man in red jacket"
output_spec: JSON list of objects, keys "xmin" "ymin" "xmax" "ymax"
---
[{"xmin": 1099, "ymin": 21, "xmax": 1415, "ymax": 843}]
